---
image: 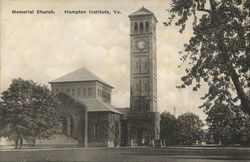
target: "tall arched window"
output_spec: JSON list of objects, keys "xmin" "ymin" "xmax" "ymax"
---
[
  {"xmin": 145, "ymin": 22, "xmax": 149, "ymax": 33},
  {"xmin": 140, "ymin": 22, "xmax": 144, "ymax": 33},
  {"xmin": 144, "ymin": 61, "xmax": 148, "ymax": 68},
  {"xmin": 134, "ymin": 23, "xmax": 138, "ymax": 33},
  {"xmin": 144, "ymin": 83, "xmax": 148, "ymax": 91}
]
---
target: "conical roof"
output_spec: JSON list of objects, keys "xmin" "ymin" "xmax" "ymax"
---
[{"xmin": 49, "ymin": 67, "xmax": 113, "ymax": 88}]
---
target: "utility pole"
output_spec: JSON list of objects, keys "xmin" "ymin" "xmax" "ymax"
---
[{"xmin": 173, "ymin": 107, "xmax": 176, "ymax": 117}]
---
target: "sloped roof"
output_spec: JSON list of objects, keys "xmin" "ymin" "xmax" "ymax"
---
[
  {"xmin": 49, "ymin": 67, "xmax": 113, "ymax": 88},
  {"xmin": 116, "ymin": 107, "xmax": 130, "ymax": 119},
  {"xmin": 78, "ymin": 98, "xmax": 123, "ymax": 114},
  {"xmin": 129, "ymin": 7, "xmax": 153, "ymax": 16},
  {"xmin": 129, "ymin": 7, "xmax": 158, "ymax": 22}
]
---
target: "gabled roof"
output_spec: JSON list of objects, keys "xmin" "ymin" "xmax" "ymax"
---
[
  {"xmin": 129, "ymin": 7, "xmax": 153, "ymax": 16},
  {"xmin": 129, "ymin": 7, "xmax": 158, "ymax": 22},
  {"xmin": 78, "ymin": 98, "xmax": 123, "ymax": 114},
  {"xmin": 49, "ymin": 67, "xmax": 113, "ymax": 88}
]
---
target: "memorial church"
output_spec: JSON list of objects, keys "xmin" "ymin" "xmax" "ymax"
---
[{"xmin": 48, "ymin": 7, "xmax": 160, "ymax": 147}]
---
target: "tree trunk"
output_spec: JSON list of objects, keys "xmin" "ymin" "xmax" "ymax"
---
[
  {"xmin": 32, "ymin": 138, "xmax": 36, "ymax": 146},
  {"xmin": 215, "ymin": 19, "xmax": 250, "ymax": 115},
  {"xmin": 18, "ymin": 138, "xmax": 23, "ymax": 149},
  {"xmin": 229, "ymin": 68, "xmax": 250, "ymax": 115},
  {"xmin": 14, "ymin": 138, "xmax": 18, "ymax": 149}
]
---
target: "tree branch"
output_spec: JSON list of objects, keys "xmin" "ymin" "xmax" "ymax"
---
[
  {"xmin": 229, "ymin": 67, "xmax": 250, "ymax": 115},
  {"xmin": 217, "ymin": 28, "xmax": 250, "ymax": 115},
  {"xmin": 195, "ymin": 0, "xmax": 211, "ymax": 13},
  {"xmin": 197, "ymin": 8, "xmax": 211, "ymax": 13},
  {"xmin": 209, "ymin": 0, "xmax": 217, "ymax": 12}
]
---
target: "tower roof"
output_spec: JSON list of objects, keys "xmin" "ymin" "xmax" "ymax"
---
[
  {"xmin": 129, "ymin": 7, "xmax": 158, "ymax": 22},
  {"xmin": 49, "ymin": 67, "xmax": 113, "ymax": 88}
]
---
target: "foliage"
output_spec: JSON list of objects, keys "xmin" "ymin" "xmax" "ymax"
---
[
  {"xmin": 165, "ymin": 0, "xmax": 250, "ymax": 115},
  {"xmin": 0, "ymin": 78, "xmax": 59, "ymax": 148},
  {"xmin": 56, "ymin": 92, "xmax": 87, "ymax": 144},
  {"xmin": 178, "ymin": 112, "xmax": 204, "ymax": 145},
  {"xmin": 206, "ymin": 103, "xmax": 250, "ymax": 145},
  {"xmin": 160, "ymin": 111, "xmax": 204, "ymax": 145},
  {"xmin": 160, "ymin": 111, "xmax": 180, "ymax": 145}
]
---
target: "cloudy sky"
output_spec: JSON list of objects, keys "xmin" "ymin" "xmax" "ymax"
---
[{"xmin": 1, "ymin": 0, "xmax": 208, "ymax": 120}]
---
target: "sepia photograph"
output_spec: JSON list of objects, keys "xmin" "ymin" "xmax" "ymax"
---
[{"xmin": 0, "ymin": 0, "xmax": 250, "ymax": 161}]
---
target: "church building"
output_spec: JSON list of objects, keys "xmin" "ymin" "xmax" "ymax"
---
[
  {"xmin": 48, "ymin": 7, "xmax": 160, "ymax": 147},
  {"xmin": 50, "ymin": 67, "xmax": 122, "ymax": 147}
]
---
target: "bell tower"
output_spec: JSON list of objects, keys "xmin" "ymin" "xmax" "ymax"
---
[{"xmin": 128, "ymin": 7, "xmax": 160, "ymax": 146}]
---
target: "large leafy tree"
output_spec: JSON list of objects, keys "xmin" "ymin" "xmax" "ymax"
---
[
  {"xmin": 206, "ymin": 103, "xmax": 250, "ymax": 145},
  {"xmin": 160, "ymin": 111, "xmax": 180, "ymax": 145},
  {"xmin": 0, "ymin": 78, "xmax": 59, "ymax": 149},
  {"xmin": 166, "ymin": 0, "xmax": 250, "ymax": 114},
  {"xmin": 178, "ymin": 112, "xmax": 204, "ymax": 145}
]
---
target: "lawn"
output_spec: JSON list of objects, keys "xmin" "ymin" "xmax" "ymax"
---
[{"xmin": 1, "ymin": 146, "xmax": 250, "ymax": 162}]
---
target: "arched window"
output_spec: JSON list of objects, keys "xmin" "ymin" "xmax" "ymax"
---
[
  {"xmin": 145, "ymin": 22, "xmax": 149, "ymax": 33},
  {"xmin": 135, "ymin": 99, "xmax": 141, "ymax": 112},
  {"xmin": 77, "ymin": 88, "xmax": 81, "ymax": 96},
  {"xmin": 82, "ymin": 88, "xmax": 86, "ymax": 96},
  {"xmin": 144, "ymin": 83, "xmax": 148, "ymax": 91},
  {"xmin": 134, "ymin": 23, "xmax": 138, "ymax": 33},
  {"xmin": 144, "ymin": 61, "xmax": 148, "ymax": 68},
  {"xmin": 72, "ymin": 89, "xmax": 75, "ymax": 96},
  {"xmin": 140, "ymin": 22, "xmax": 144, "ymax": 33},
  {"xmin": 88, "ymin": 88, "xmax": 92, "ymax": 96}
]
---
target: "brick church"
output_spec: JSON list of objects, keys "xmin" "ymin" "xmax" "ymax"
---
[{"xmin": 49, "ymin": 7, "xmax": 160, "ymax": 147}]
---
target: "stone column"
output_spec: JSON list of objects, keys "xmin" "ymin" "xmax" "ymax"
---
[
  {"xmin": 84, "ymin": 107, "xmax": 88, "ymax": 147},
  {"xmin": 66, "ymin": 117, "xmax": 71, "ymax": 136}
]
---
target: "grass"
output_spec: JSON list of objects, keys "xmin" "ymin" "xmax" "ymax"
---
[{"xmin": 0, "ymin": 146, "xmax": 250, "ymax": 162}]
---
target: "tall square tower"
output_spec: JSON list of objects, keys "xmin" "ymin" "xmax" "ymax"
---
[{"xmin": 128, "ymin": 7, "xmax": 160, "ymax": 146}]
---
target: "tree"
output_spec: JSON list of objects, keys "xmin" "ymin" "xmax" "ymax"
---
[
  {"xmin": 160, "ymin": 111, "xmax": 180, "ymax": 145},
  {"xmin": 206, "ymin": 103, "xmax": 250, "ymax": 145},
  {"xmin": 165, "ymin": 0, "xmax": 250, "ymax": 115},
  {"xmin": 177, "ymin": 112, "xmax": 204, "ymax": 145},
  {"xmin": 0, "ymin": 78, "xmax": 59, "ymax": 149}
]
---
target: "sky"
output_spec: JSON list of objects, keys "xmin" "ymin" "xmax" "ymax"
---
[{"xmin": 0, "ymin": 0, "xmax": 208, "ymax": 120}]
